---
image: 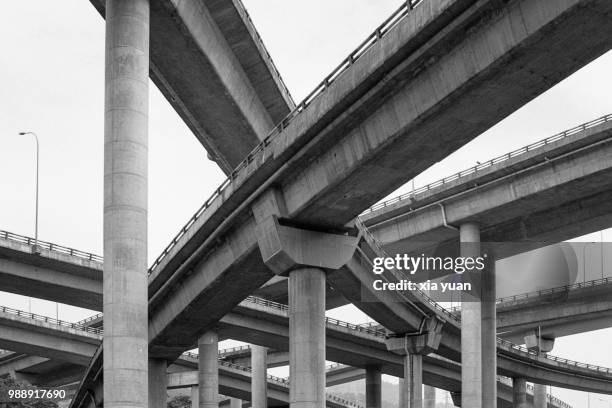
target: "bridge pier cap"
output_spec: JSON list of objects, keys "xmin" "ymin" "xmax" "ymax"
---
[
  {"xmin": 385, "ymin": 316, "xmax": 444, "ymax": 355},
  {"xmin": 256, "ymin": 216, "xmax": 359, "ymax": 276}
]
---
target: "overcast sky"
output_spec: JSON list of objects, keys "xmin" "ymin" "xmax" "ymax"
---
[{"xmin": 1, "ymin": 1, "xmax": 611, "ymax": 406}]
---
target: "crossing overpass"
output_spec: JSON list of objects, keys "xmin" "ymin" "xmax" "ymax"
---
[
  {"xmin": 90, "ymin": 0, "xmax": 295, "ymax": 173},
  {"xmin": 0, "ymin": 305, "xmax": 574, "ymax": 408},
  {"xmin": 360, "ymin": 114, "xmax": 612, "ymax": 264},
  {"xmin": 9, "ymin": 0, "xmax": 612, "ymax": 406}
]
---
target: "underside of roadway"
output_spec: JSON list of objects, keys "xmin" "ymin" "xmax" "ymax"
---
[
  {"xmin": 361, "ymin": 119, "xmax": 612, "ymax": 269},
  {"xmin": 89, "ymin": 0, "xmax": 294, "ymax": 173},
  {"xmin": 144, "ymin": 0, "xmax": 612, "ymax": 363}
]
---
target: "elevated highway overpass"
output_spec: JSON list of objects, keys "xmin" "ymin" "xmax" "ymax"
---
[
  {"xmin": 136, "ymin": 0, "xmax": 612, "ymax": 361},
  {"xmin": 0, "ymin": 306, "xmax": 574, "ymax": 408},
  {"xmin": 360, "ymin": 114, "xmax": 612, "ymax": 263},
  {"xmin": 12, "ymin": 0, "xmax": 612, "ymax": 405},
  {"xmin": 90, "ymin": 0, "xmax": 295, "ymax": 173}
]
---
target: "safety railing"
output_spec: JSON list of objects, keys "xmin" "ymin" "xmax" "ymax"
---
[
  {"xmin": 447, "ymin": 277, "xmax": 612, "ymax": 313},
  {"xmin": 497, "ymin": 376, "xmax": 572, "ymax": 408},
  {"xmin": 234, "ymin": 0, "xmax": 294, "ymax": 108},
  {"xmin": 148, "ymin": 0, "xmax": 427, "ymax": 276},
  {"xmin": 0, "ymin": 305, "xmax": 103, "ymax": 335},
  {"xmin": 496, "ymin": 337, "xmax": 612, "ymax": 374},
  {"xmin": 74, "ymin": 313, "xmax": 104, "ymax": 327},
  {"xmin": 218, "ymin": 345, "xmax": 252, "ymax": 357},
  {"xmin": 184, "ymin": 351, "xmax": 363, "ymax": 408},
  {"xmin": 361, "ymin": 113, "xmax": 612, "ymax": 215},
  {"xmin": 355, "ymin": 220, "xmax": 612, "ymax": 377},
  {"xmin": 0, "ymin": 229, "xmax": 103, "ymax": 263},
  {"xmin": 241, "ymin": 296, "xmax": 386, "ymax": 337},
  {"xmin": 355, "ymin": 218, "xmax": 461, "ymax": 324}
]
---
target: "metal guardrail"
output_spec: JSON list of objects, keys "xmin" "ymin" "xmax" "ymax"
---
[
  {"xmin": 234, "ymin": 0, "xmax": 294, "ymax": 108},
  {"xmin": 448, "ymin": 277, "xmax": 612, "ymax": 313},
  {"xmin": 361, "ymin": 113, "xmax": 612, "ymax": 215},
  {"xmin": 74, "ymin": 313, "xmax": 104, "ymax": 327},
  {"xmin": 218, "ymin": 345, "xmax": 251, "ymax": 357},
  {"xmin": 241, "ymin": 296, "xmax": 386, "ymax": 338},
  {"xmin": 182, "ymin": 352, "xmax": 363, "ymax": 408},
  {"xmin": 497, "ymin": 376, "xmax": 572, "ymax": 408},
  {"xmin": 0, "ymin": 305, "xmax": 103, "ymax": 335},
  {"xmin": 354, "ymin": 220, "xmax": 612, "ymax": 377},
  {"xmin": 0, "ymin": 230, "xmax": 103, "ymax": 263},
  {"xmin": 148, "ymin": 0, "xmax": 427, "ymax": 275}
]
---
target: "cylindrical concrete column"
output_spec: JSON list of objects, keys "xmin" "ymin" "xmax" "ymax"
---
[
  {"xmin": 199, "ymin": 331, "xmax": 219, "ymax": 408},
  {"xmin": 423, "ymin": 385, "xmax": 435, "ymax": 408},
  {"xmin": 230, "ymin": 398, "xmax": 242, "ymax": 408},
  {"xmin": 148, "ymin": 359, "xmax": 167, "ymax": 408},
  {"xmin": 512, "ymin": 378, "xmax": 527, "ymax": 408},
  {"xmin": 402, "ymin": 354, "xmax": 423, "ymax": 408},
  {"xmin": 191, "ymin": 386, "xmax": 199, "ymax": 408},
  {"xmin": 460, "ymin": 223, "xmax": 482, "ymax": 408},
  {"xmin": 288, "ymin": 267, "xmax": 326, "ymax": 408},
  {"xmin": 398, "ymin": 378, "xmax": 405, "ymax": 408},
  {"xmin": 252, "ymin": 345, "xmax": 268, "ymax": 408},
  {"xmin": 481, "ymin": 247, "xmax": 496, "ymax": 408},
  {"xmin": 533, "ymin": 383, "xmax": 547, "ymax": 408},
  {"xmin": 365, "ymin": 366, "xmax": 382, "ymax": 408},
  {"xmin": 103, "ymin": 1, "xmax": 149, "ymax": 407}
]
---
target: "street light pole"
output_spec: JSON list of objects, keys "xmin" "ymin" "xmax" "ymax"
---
[{"xmin": 18, "ymin": 131, "xmax": 39, "ymax": 252}]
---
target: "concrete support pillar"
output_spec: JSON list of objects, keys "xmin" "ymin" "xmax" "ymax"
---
[
  {"xmin": 103, "ymin": 0, "xmax": 149, "ymax": 407},
  {"xmin": 524, "ymin": 333, "xmax": 554, "ymax": 408},
  {"xmin": 365, "ymin": 366, "xmax": 382, "ymax": 408},
  {"xmin": 423, "ymin": 385, "xmax": 435, "ymax": 408},
  {"xmin": 512, "ymin": 378, "xmax": 527, "ymax": 408},
  {"xmin": 533, "ymin": 384, "xmax": 547, "ymax": 408},
  {"xmin": 398, "ymin": 378, "xmax": 405, "ymax": 408},
  {"xmin": 191, "ymin": 386, "xmax": 199, "ymax": 408},
  {"xmin": 199, "ymin": 331, "xmax": 219, "ymax": 408},
  {"xmin": 481, "ymin": 243, "xmax": 496, "ymax": 408},
  {"xmin": 230, "ymin": 399, "xmax": 242, "ymax": 408},
  {"xmin": 460, "ymin": 223, "xmax": 482, "ymax": 408},
  {"xmin": 402, "ymin": 353, "xmax": 423, "ymax": 408},
  {"xmin": 288, "ymin": 267, "xmax": 326, "ymax": 408},
  {"xmin": 148, "ymin": 359, "xmax": 167, "ymax": 408},
  {"xmin": 252, "ymin": 345, "xmax": 268, "ymax": 408}
]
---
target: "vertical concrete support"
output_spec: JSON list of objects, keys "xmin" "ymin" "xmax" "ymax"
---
[
  {"xmin": 199, "ymin": 331, "xmax": 219, "ymax": 408},
  {"xmin": 148, "ymin": 359, "xmax": 167, "ymax": 408},
  {"xmin": 512, "ymin": 378, "xmax": 527, "ymax": 408},
  {"xmin": 289, "ymin": 267, "xmax": 326, "ymax": 408},
  {"xmin": 252, "ymin": 345, "xmax": 268, "ymax": 408},
  {"xmin": 230, "ymin": 399, "xmax": 242, "ymax": 408},
  {"xmin": 103, "ymin": 0, "xmax": 149, "ymax": 407},
  {"xmin": 398, "ymin": 378, "xmax": 405, "ymax": 408},
  {"xmin": 365, "ymin": 366, "xmax": 382, "ymax": 408},
  {"xmin": 481, "ymin": 248, "xmax": 496, "ymax": 408},
  {"xmin": 423, "ymin": 385, "xmax": 436, "ymax": 408},
  {"xmin": 533, "ymin": 384, "xmax": 547, "ymax": 408},
  {"xmin": 403, "ymin": 354, "xmax": 423, "ymax": 408},
  {"xmin": 460, "ymin": 223, "xmax": 482, "ymax": 408},
  {"xmin": 191, "ymin": 387, "xmax": 199, "ymax": 408}
]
